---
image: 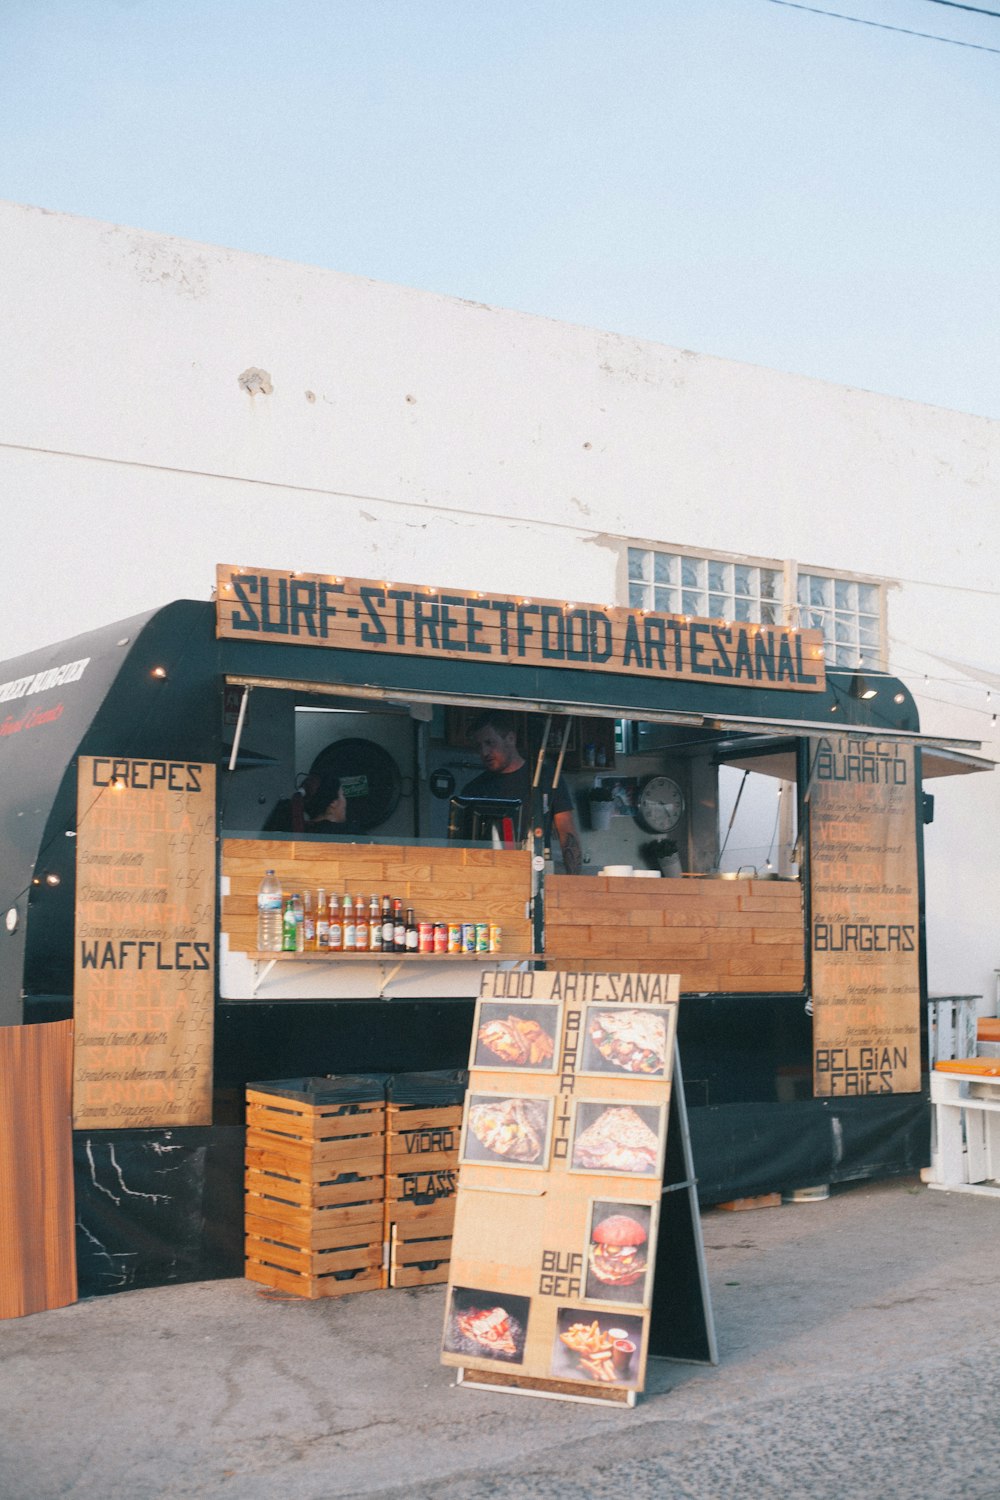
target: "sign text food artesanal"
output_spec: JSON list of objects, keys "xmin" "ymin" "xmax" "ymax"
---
[{"xmin": 216, "ymin": 566, "xmax": 826, "ymax": 692}]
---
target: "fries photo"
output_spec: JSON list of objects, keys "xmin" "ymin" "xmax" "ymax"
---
[{"xmin": 554, "ymin": 1312, "xmax": 642, "ymax": 1386}]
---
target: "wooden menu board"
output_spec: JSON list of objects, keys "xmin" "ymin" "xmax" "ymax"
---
[
  {"xmin": 442, "ymin": 969, "xmax": 679, "ymax": 1406},
  {"xmin": 808, "ymin": 737, "xmax": 921, "ymax": 1096},
  {"xmin": 73, "ymin": 756, "xmax": 216, "ymax": 1128}
]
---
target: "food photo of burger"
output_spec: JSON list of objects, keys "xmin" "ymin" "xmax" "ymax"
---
[{"xmin": 584, "ymin": 1203, "xmax": 654, "ymax": 1302}]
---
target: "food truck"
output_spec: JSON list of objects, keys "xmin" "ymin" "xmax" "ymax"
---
[{"xmin": 0, "ymin": 563, "xmax": 989, "ymax": 1298}]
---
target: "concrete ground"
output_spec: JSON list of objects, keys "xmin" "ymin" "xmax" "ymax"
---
[{"xmin": 1, "ymin": 1176, "xmax": 997, "ymax": 1500}]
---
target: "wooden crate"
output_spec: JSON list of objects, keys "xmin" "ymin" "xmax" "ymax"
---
[
  {"xmin": 245, "ymin": 1082, "xmax": 386, "ymax": 1299},
  {"xmin": 385, "ymin": 1101, "xmax": 462, "ymax": 1288}
]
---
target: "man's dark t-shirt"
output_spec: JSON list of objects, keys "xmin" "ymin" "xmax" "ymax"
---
[{"xmin": 461, "ymin": 761, "xmax": 573, "ymax": 842}]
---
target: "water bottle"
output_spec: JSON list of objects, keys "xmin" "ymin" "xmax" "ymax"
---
[
  {"xmin": 282, "ymin": 896, "xmax": 297, "ymax": 952},
  {"xmin": 257, "ymin": 869, "xmax": 283, "ymax": 952}
]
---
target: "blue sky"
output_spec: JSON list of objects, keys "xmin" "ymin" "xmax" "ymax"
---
[{"xmin": 2, "ymin": 0, "xmax": 998, "ymax": 416}]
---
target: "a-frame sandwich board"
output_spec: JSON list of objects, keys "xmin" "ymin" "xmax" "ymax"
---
[{"xmin": 647, "ymin": 1043, "xmax": 718, "ymax": 1365}]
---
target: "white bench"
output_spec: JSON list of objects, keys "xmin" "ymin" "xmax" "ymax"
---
[{"xmin": 927, "ymin": 1062, "xmax": 1000, "ymax": 1199}]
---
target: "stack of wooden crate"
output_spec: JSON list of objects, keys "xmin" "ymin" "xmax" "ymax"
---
[
  {"xmin": 244, "ymin": 1076, "xmax": 387, "ymax": 1299},
  {"xmin": 384, "ymin": 1075, "xmax": 465, "ymax": 1289}
]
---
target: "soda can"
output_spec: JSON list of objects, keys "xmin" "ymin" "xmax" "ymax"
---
[
  {"xmin": 461, "ymin": 922, "xmax": 477, "ymax": 954},
  {"xmin": 434, "ymin": 922, "xmax": 448, "ymax": 954},
  {"xmin": 475, "ymin": 921, "xmax": 490, "ymax": 953},
  {"xmin": 447, "ymin": 922, "xmax": 463, "ymax": 954},
  {"xmin": 418, "ymin": 921, "xmax": 434, "ymax": 954},
  {"xmin": 489, "ymin": 924, "xmax": 502, "ymax": 953}
]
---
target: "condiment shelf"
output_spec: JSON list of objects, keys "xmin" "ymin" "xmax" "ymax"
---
[
  {"xmin": 247, "ymin": 949, "xmax": 536, "ymax": 996},
  {"xmin": 251, "ymin": 951, "xmax": 533, "ymax": 961}
]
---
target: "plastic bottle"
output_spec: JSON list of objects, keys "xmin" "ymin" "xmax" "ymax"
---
[
  {"xmin": 257, "ymin": 869, "xmax": 283, "ymax": 953},
  {"xmin": 282, "ymin": 897, "xmax": 297, "ymax": 952}
]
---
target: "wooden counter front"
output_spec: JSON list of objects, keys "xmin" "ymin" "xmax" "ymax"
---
[
  {"xmin": 544, "ymin": 876, "xmax": 805, "ymax": 993},
  {"xmin": 222, "ymin": 840, "xmax": 534, "ymax": 957}
]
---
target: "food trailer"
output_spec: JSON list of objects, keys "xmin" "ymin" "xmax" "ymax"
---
[{"xmin": 0, "ymin": 564, "xmax": 989, "ymax": 1298}]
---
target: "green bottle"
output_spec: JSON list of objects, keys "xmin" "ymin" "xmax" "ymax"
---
[{"xmin": 282, "ymin": 897, "xmax": 297, "ymax": 952}]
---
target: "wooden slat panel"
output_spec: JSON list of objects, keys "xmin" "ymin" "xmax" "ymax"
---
[
  {"xmin": 387, "ymin": 1200, "xmax": 457, "ymax": 1235},
  {"xmin": 222, "ymin": 840, "xmax": 533, "ymax": 957},
  {"xmin": 389, "ymin": 1262, "xmax": 450, "ymax": 1288},
  {"xmin": 544, "ymin": 875, "xmax": 804, "ymax": 993},
  {"xmin": 246, "ymin": 1207, "xmax": 384, "ymax": 1252},
  {"xmin": 0, "ymin": 1021, "xmax": 77, "ymax": 1320},
  {"xmin": 246, "ymin": 1098, "xmax": 384, "ymax": 1140},
  {"xmin": 245, "ymin": 1258, "xmax": 384, "ymax": 1299}
]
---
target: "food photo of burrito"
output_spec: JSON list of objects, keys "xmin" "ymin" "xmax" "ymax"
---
[
  {"xmin": 570, "ymin": 1102, "xmax": 664, "ymax": 1176},
  {"xmin": 580, "ymin": 1005, "xmax": 672, "ymax": 1078},
  {"xmin": 443, "ymin": 1286, "xmax": 530, "ymax": 1364},
  {"xmin": 472, "ymin": 1001, "xmax": 560, "ymax": 1071},
  {"xmin": 584, "ymin": 1202, "xmax": 655, "ymax": 1303},
  {"xmin": 461, "ymin": 1094, "xmax": 552, "ymax": 1168}
]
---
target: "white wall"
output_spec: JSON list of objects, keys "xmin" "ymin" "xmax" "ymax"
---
[{"xmin": 2, "ymin": 200, "xmax": 997, "ymax": 1005}]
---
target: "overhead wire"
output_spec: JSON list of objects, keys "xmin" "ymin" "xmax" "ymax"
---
[
  {"xmin": 921, "ymin": 0, "xmax": 1000, "ymax": 18},
  {"xmin": 766, "ymin": 0, "xmax": 1000, "ymax": 53}
]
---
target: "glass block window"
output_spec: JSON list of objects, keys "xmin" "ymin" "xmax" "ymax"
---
[
  {"xmin": 796, "ymin": 573, "xmax": 883, "ymax": 668},
  {"xmin": 627, "ymin": 548, "xmax": 784, "ymax": 625}
]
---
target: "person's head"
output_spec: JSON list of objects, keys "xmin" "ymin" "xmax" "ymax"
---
[
  {"xmin": 303, "ymin": 771, "xmax": 346, "ymax": 824},
  {"xmin": 469, "ymin": 710, "xmax": 523, "ymax": 775}
]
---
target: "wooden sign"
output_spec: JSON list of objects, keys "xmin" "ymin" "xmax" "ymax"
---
[
  {"xmin": 73, "ymin": 757, "xmax": 216, "ymax": 1128},
  {"xmin": 216, "ymin": 565, "xmax": 826, "ymax": 693},
  {"xmin": 808, "ymin": 737, "xmax": 921, "ymax": 1096},
  {"xmin": 442, "ymin": 969, "xmax": 679, "ymax": 1405}
]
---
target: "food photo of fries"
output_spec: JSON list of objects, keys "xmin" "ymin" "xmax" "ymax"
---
[{"xmin": 551, "ymin": 1308, "xmax": 644, "ymax": 1387}]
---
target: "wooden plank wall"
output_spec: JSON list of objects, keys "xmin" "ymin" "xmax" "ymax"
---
[
  {"xmin": 545, "ymin": 877, "xmax": 805, "ymax": 993},
  {"xmin": 222, "ymin": 840, "xmax": 534, "ymax": 956},
  {"xmin": 0, "ymin": 1020, "xmax": 77, "ymax": 1319}
]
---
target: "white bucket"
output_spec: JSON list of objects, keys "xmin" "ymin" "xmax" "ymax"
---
[{"xmin": 782, "ymin": 1184, "xmax": 830, "ymax": 1203}]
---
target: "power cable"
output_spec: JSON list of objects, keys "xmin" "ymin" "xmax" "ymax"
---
[
  {"xmin": 766, "ymin": 0, "xmax": 1000, "ymax": 52},
  {"xmin": 922, "ymin": 0, "xmax": 1000, "ymax": 19}
]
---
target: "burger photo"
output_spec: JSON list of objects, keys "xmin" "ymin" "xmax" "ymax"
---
[{"xmin": 586, "ymin": 1212, "xmax": 649, "ymax": 1291}]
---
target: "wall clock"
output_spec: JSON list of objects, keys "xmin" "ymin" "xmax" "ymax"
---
[{"xmin": 637, "ymin": 775, "xmax": 685, "ymax": 833}]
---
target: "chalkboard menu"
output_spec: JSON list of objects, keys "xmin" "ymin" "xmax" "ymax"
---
[
  {"xmin": 442, "ymin": 969, "xmax": 679, "ymax": 1406},
  {"xmin": 809, "ymin": 737, "xmax": 920, "ymax": 1096},
  {"xmin": 73, "ymin": 756, "xmax": 216, "ymax": 1128}
]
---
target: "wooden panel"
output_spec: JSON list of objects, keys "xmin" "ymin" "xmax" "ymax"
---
[
  {"xmin": 809, "ymin": 738, "xmax": 921, "ymax": 1096},
  {"xmin": 222, "ymin": 839, "xmax": 533, "ymax": 957},
  {"xmin": 385, "ymin": 1099, "xmax": 460, "ymax": 1287},
  {"xmin": 217, "ymin": 565, "xmax": 826, "ymax": 693},
  {"xmin": 544, "ymin": 876, "xmax": 805, "ymax": 993},
  {"xmin": 0, "ymin": 1021, "xmax": 77, "ymax": 1319},
  {"xmin": 245, "ymin": 1167, "xmax": 384, "ymax": 1212},
  {"xmin": 73, "ymin": 756, "xmax": 215, "ymax": 1129},
  {"xmin": 935, "ymin": 1057, "xmax": 1000, "ymax": 1076}
]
